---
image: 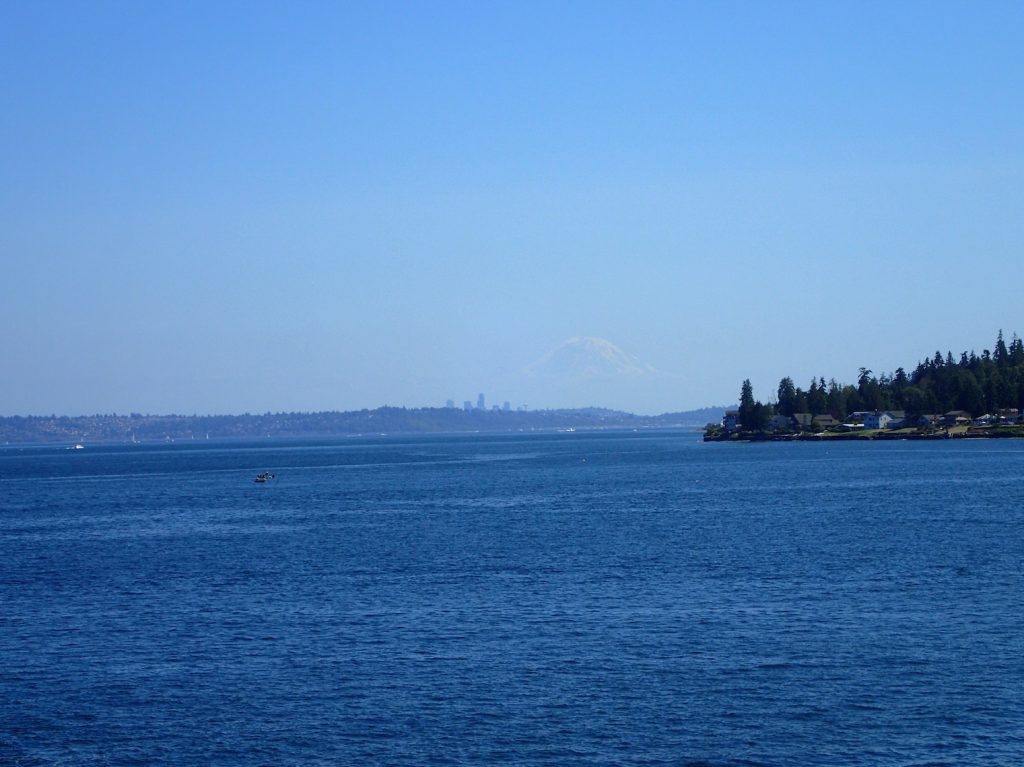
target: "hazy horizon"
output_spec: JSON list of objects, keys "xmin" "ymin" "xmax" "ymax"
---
[
  {"xmin": 3, "ymin": 3, "xmax": 1021, "ymax": 417},
  {"xmin": 2, "ymin": 334, "xmax": 735, "ymax": 418}
]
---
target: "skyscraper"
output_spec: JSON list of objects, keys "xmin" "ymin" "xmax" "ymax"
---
[{"xmin": 477, "ymin": 393, "xmax": 485, "ymax": 410}]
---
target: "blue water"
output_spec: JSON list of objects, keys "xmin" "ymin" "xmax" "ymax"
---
[{"xmin": 2, "ymin": 432, "xmax": 1023, "ymax": 766}]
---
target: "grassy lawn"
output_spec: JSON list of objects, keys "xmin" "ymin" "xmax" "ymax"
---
[{"xmin": 817, "ymin": 428, "xmax": 878, "ymax": 438}]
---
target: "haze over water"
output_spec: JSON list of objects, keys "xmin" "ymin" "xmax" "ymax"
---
[
  {"xmin": 3, "ymin": 3, "xmax": 1023, "ymax": 416},
  {"xmin": 3, "ymin": 434, "xmax": 1022, "ymax": 765}
]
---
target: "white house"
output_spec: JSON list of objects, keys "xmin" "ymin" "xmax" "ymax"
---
[{"xmin": 863, "ymin": 412, "xmax": 892, "ymax": 430}]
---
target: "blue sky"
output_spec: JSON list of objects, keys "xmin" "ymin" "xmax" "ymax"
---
[{"xmin": 2, "ymin": 1, "xmax": 1022, "ymax": 415}]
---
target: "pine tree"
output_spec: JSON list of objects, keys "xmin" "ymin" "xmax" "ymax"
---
[
  {"xmin": 739, "ymin": 380, "xmax": 756, "ymax": 430},
  {"xmin": 995, "ymin": 330, "xmax": 1009, "ymax": 367},
  {"xmin": 776, "ymin": 377, "xmax": 797, "ymax": 417}
]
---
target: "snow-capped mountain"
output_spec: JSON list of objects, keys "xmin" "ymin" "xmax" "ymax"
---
[{"xmin": 524, "ymin": 337, "xmax": 658, "ymax": 379}]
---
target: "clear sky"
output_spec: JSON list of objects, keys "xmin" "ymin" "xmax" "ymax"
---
[{"xmin": 2, "ymin": 1, "xmax": 1022, "ymax": 416}]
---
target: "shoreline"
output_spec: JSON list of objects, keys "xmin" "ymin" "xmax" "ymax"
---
[{"xmin": 705, "ymin": 427, "xmax": 1024, "ymax": 442}]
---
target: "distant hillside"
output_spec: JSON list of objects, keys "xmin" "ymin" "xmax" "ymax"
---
[
  {"xmin": 658, "ymin": 405, "xmax": 734, "ymax": 426},
  {"xmin": 0, "ymin": 405, "xmax": 730, "ymax": 445}
]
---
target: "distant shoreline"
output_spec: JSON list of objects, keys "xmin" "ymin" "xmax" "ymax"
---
[{"xmin": 0, "ymin": 405, "xmax": 728, "ymax": 447}]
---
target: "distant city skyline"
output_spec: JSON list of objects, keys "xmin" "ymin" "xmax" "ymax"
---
[
  {"xmin": 448, "ymin": 395, "xmax": 518, "ymax": 413},
  {"xmin": 2, "ymin": 3, "xmax": 1022, "ymax": 416}
]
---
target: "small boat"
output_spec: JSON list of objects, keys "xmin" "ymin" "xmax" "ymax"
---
[{"xmin": 254, "ymin": 472, "xmax": 275, "ymax": 483}]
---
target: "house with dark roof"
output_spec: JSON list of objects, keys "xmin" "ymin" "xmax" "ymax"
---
[
  {"xmin": 791, "ymin": 413, "xmax": 813, "ymax": 430},
  {"xmin": 941, "ymin": 410, "xmax": 972, "ymax": 427}
]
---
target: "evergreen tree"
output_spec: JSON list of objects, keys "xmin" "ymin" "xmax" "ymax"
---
[
  {"xmin": 1010, "ymin": 334, "xmax": 1024, "ymax": 366},
  {"xmin": 857, "ymin": 368, "xmax": 884, "ymax": 411},
  {"xmin": 752, "ymin": 401, "xmax": 772, "ymax": 432},
  {"xmin": 807, "ymin": 378, "xmax": 827, "ymax": 415},
  {"xmin": 902, "ymin": 385, "xmax": 933, "ymax": 419},
  {"xmin": 842, "ymin": 384, "xmax": 862, "ymax": 414},
  {"xmin": 891, "ymin": 368, "xmax": 909, "ymax": 408},
  {"xmin": 776, "ymin": 377, "xmax": 797, "ymax": 417},
  {"xmin": 739, "ymin": 379, "xmax": 756, "ymax": 431},
  {"xmin": 826, "ymin": 379, "xmax": 847, "ymax": 420},
  {"xmin": 793, "ymin": 388, "xmax": 809, "ymax": 414},
  {"xmin": 995, "ymin": 330, "xmax": 1009, "ymax": 368}
]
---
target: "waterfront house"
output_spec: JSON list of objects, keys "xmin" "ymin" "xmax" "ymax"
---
[
  {"xmin": 941, "ymin": 410, "xmax": 972, "ymax": 427},
  {"xmin": 766, "ymin": 414, "xmax": 792, "ymax": 432},
  {"xmin": 997, "ymin": 408, "xmax": 1019, "ymax": 424},
  {"xmin": 863, "ymin": 412, "xmax": 892, "ymax": 430},
  {"xmin": 884, "ymin": 411, "xmax": 907, "ymax": 428},
  {"xmin": 723, "ymin": 410, "xmax": 741, "ymax": 432},
  {"xmin": 791, "ymin": 413, "xmax": 813, "ymax": 430},
  {"xmin": 813, "ymin": 414, "xmax": 839, "ymax": 429}
]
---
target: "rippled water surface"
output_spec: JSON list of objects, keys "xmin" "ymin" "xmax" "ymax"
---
[{"xmin": 2, "ymin": 432, "xmax": 1023, "ymax": 765}]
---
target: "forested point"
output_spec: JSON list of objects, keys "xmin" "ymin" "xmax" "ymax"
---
[{"xmin": 708, "ymin": 330, "xmax": 1024, "ymax": 439}]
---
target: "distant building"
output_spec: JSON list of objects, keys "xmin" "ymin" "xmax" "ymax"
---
[
  {"xmin": 884, "ymin": 411, "xmax": 907, "ymax": 428},
  {"xmin": 998, "ymin": 408, "xmax": 1019, "ymax": 423},
  {"xmin": 863, "ymin": 412, "xmax": 892, "ymax": 430},
  {"xmin": 503, "ymin": 401, "xmax": 511, "ymax": 412},
  {"xmin": 791, "ymin": 413, "xmax": 813, "ymax": 430},
  {"xmin": 723, "ymin": 410, "xmax": 741, "ymax": 432},
  {"xmin": 464, "ymin": 401, "xmax": 473, "ymax": 412},
  {"xmin": 941, "ymin": 410, "xmax": 971, "ymax": 427},
  {"xmin": 477, "ymin": 393, "xmax": 485, "ymax": 410},
  {"xmin": 446, "ymin": 400, "xmax": 455, "ymax": 409}
]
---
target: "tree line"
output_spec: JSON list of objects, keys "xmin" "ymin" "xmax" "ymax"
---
[{"xmin": 737, "ymin": 331, "xmax": 1024, "ymax": 430}]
